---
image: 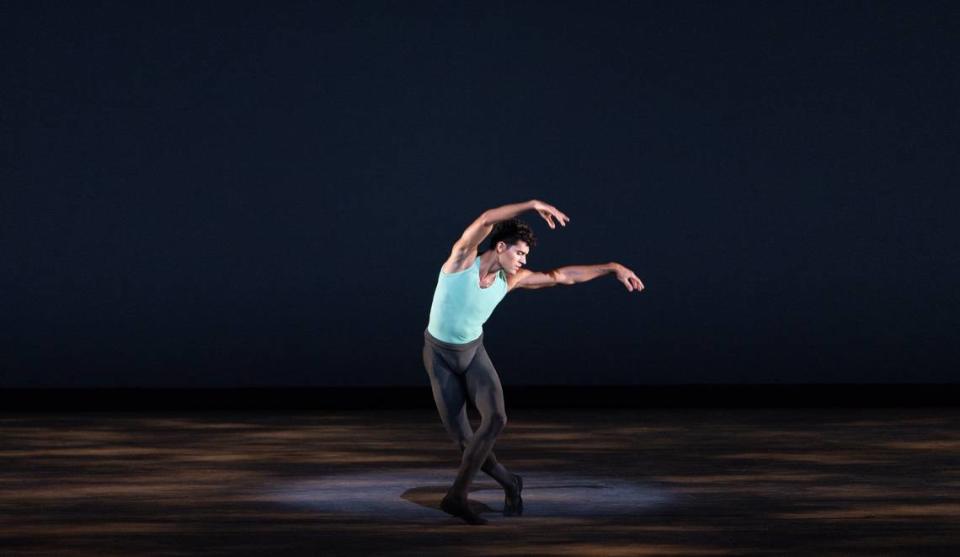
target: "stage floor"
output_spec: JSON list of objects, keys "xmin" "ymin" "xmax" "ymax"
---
[{"xmin": 2, "ymin": 408, "xmax": 959, "ymax": 555}]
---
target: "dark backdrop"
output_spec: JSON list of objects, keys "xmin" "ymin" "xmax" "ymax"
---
[{"xmin": 3, "ymin": 1, "xmax": 958, "ymax": 387}]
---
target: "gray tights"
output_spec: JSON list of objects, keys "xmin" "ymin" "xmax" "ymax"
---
[{"xmin": 423, "ymin": 329, "xmax": 514, "ymax": 496}]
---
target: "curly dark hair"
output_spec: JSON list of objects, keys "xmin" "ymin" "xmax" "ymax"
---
[{"xmin": 487, "ymin": 218, "xmax": 537, "ymax": 252}]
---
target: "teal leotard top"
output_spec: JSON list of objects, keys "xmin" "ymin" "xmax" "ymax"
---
[{"xmin": 427, "ymin": 255, "xmax": 508, "ymax": 344}]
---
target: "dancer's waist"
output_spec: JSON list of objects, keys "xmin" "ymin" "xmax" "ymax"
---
[{"xmin": 423, "ymin": 328, "xmax": 483, "ymax": 351}]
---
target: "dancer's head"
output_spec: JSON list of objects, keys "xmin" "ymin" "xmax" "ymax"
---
[{"xmin": 488, "ymin": 218, "xmax": 537, "ymax": 275}]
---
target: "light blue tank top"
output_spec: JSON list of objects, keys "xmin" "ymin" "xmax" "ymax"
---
[{"xmin": 427, "ymin": 255, "xmax": 508, "ymax": 344}]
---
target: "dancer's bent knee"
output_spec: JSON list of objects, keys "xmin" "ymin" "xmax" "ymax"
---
[{"xmin": 482, "ymin": 413, "xmax": 507, "ymax": 434}]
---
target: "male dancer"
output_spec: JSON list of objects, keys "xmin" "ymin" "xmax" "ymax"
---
[{"xmin": 423, "ymin": 199, "xmax": 645, "ymax": 524}]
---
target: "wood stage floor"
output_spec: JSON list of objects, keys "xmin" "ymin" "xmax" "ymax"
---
[{"xmin": 2, "ymin": 408, "xmax": 959, "ymax": 556}]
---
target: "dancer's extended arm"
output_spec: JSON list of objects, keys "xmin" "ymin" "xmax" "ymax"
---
[{"xmin": 512, "ymin": 263, "xmax": 645, "ymax": 292}]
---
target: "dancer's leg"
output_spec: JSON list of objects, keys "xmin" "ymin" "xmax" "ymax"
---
[
  {"xmin": 423, "ymin": 343, "xmax": 514, "ymax": 491},
  {"xmin": 449, "ymin": 344, "xmax": 508, "ymax": 498},
  {"xmin": 452, "ymin": 401, "xmax": 518, "ymax": 493},
  {"xmin": 423, "ymin": 341, "xmax": 489, "ymax": 524},
  {"xmin": 453, "ymin": 402, "xmax": 523, "ymax": 516},
  {"xmin": 455, "ymin": 346, "xmax": 522, "ymax": 516}
]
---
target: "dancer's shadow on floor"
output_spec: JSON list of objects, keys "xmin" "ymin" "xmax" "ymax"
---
[{"xmin": 401, "ymin": 485, "xmax": 497, "ymax": 516}]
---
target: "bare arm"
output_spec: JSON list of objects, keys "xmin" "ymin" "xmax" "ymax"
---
[
  {"xmin": 556, "ymin": 264, "xmax": 618, "ymax": 285},
  {"xmin": 445, "ymin": 199, "xmax": 569, "ymax": 271},
  {"xmin": 512, "ymin": 262, "xmax": 645, "ymax": 292},
  {"xmin": 454, "ymin": 200, "xmax": 536, "ymax": 255}
]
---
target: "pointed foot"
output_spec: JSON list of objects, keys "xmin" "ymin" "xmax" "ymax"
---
[{"xmin": 504, "ymin": 473, "xmax": 523, "ymax": 516}]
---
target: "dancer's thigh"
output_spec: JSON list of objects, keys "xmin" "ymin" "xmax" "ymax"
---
[
  {"xmin": 423, "ymin": 343, "xmax": 470, "ymax": 435},
  {"xmin": 464, "ymin": 345, "xmax": 507, "ymax": 422}
]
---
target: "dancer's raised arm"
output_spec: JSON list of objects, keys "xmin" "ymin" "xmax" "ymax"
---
[{"xmin": 446, "ymin": 200, "xmax": 569, "ymax": 270}]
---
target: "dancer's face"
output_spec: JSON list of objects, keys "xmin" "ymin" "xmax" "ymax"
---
[{"xmin": 496, "ymin": 241, "xmax": 530, "ymax": 275}]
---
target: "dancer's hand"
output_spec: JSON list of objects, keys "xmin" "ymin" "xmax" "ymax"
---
[
  {"xmin": 614, "ymin": 264, "xmax": 644, "ymax": 292},
  {"xmin": 531, "ymin": 200, "xmax": 570, "ymax": 229}
]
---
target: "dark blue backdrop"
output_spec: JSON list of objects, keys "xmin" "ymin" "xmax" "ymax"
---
[{"xmin": 3, "ymin": 1, "xmax": 958, "ymax": 386}]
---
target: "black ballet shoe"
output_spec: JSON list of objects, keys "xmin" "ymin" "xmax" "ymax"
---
[
  {"xmin": 441, "ymin": 493, "xmax": 488, "ymax": 525},
  {"xmin": 503, "ymin": 473, "xmax": 523, "ymax": 516}
]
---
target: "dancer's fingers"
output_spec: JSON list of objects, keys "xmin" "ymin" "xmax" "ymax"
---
[{"xmin": 553, "ymin": 210, "xmax": 568, "ymax": 226}]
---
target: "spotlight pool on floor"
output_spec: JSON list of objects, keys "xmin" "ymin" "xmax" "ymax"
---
[{"xmin": 264, "ymin": 468, "xmax": 673, "ymax": 521}]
